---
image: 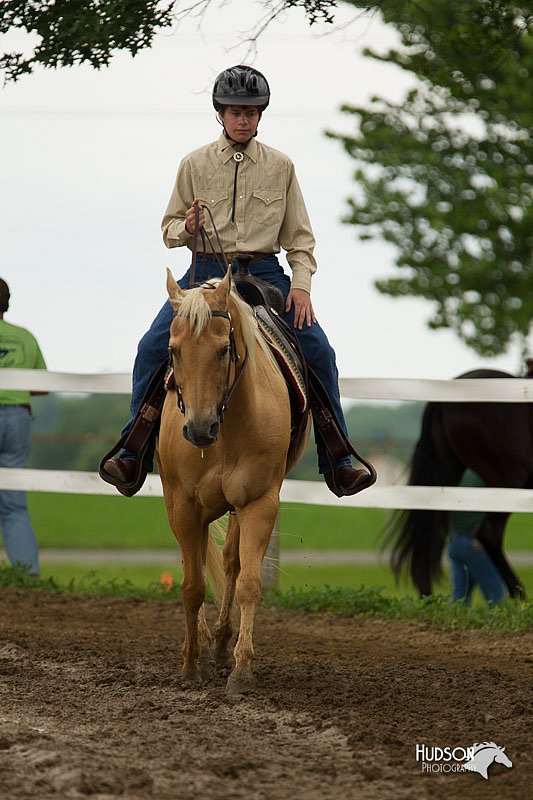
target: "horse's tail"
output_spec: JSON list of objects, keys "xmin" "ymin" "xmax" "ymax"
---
[
  {"xmin": 385, "ymin": 403, "xmax": 449, "ymax": 595},
  {"xmin": 206, "ymin": 520, "xmax": 227, "ymax": 608}
]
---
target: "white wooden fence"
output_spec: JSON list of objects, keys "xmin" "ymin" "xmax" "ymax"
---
[{"xmin": 2, "ymin": 368, "xmax": 533, "ymax": 513}]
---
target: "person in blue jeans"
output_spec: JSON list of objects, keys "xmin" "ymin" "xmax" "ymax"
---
[
  {"xmin": 103, "ymin": 65, "xmax": 372, "ymax": 497},
  {"xmin": 448, "ymin": 469, "xmax": 506, "ymax": 604},
  {"xmin": 0, "ymin": 278, "xmax": 47, "ymax": 576}
]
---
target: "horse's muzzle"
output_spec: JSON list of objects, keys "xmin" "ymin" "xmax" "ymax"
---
[{"xmin": 182, "ymin": 420, "xmax": 220, "ymax": 448}]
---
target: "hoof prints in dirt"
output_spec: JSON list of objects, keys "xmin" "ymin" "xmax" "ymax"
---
[{"xmin": 0, "ymin": 590, "xmax": 531, "ymax": 799}]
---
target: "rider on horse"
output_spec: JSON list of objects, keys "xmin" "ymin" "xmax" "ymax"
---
[{"xmin": 102, "ymin": 65, "xmax": 372, "ymax": 497}]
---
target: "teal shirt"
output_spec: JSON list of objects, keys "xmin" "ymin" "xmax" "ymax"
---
[
  {"xmin": 450, "ymin": 470, "xmax": 486, "ymax": 534},
  {"xmin": 0, "ymin": 319, "xmax": 47, "ymax": 405}
]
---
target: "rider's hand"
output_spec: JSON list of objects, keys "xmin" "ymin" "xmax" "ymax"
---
[
  {"xmin": 185, "ymin": 199, "xmax": 205, "ymax": 234},
  {"xmin": 285, "ymin": 287, "xmax": 316, "ymax": 330}
]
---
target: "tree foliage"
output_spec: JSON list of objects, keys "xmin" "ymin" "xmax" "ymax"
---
[
  {"xmin": 0, "ymin": 0, "xmax": 176, "ymax": 81},
  {"xmin": 0, "ymin": 0, "xmax": 337, "ymax": 82},
  {"xmin": 4, "ymin": 1, "xmax": 526, "ymax": 85},
  {"xmin": 329, "ymin": 1, "xmax": 533, "ymax": 356}
]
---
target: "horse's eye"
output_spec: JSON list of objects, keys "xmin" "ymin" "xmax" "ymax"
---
[
  {"xmin": 170, "ymin": 347, "xmax": 180, "ymax": 362},
  {"xmin": 219, "ymin": 345, "xmax": 230, "ymax": 360}
]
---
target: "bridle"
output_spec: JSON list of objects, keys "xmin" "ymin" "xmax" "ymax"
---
[{"xmin": 169, "ymin": 306, "xmax": 249, "ymax": 423}]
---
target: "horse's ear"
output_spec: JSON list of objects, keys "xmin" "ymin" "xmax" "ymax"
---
[
  {"xmin": 166, "ymin": 268, "xmax": 185, "ymax": 309},
  {"xmin": 212, "ymin": 265, "xmax": 232, "ymax": 307}
]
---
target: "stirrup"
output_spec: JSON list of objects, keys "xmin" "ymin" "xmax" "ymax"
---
[
  {"xmin": 307, "ymin": 366, "xmax": 377, "ymax": 491},
  {"xmin": 99, "ymin": 434, "xmax": 149, "ymax": 497}
]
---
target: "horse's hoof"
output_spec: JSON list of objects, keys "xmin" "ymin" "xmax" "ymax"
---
[{"xmin": 226, "ymin": 670, "xmax": 255, "ymax": 696}]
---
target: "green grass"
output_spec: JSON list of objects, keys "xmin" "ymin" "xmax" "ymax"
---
[
  {"xmin": 27, "ymin": 493, "xmax": 171, "ymax": 550},
  {"xmin": 26, "ymin": 493, "xmax": 533, "ymax": 551},
  {"xmin": 32, "ymin": 561, "xmax": 533, "ymax": 602},
  {"xmin": 40, "ymin": 561, "xmax": 181, "ymax": 589},
  {"xmin": 263, "ymin": 587, "xmax": 533, "ymax": 634},
  {"xmin": 36, "ymin": 560, "xmax": 416, "ymax": 596},
  {"xmin": 2, "ymin": 563, "xmax": 531, "ymax": 633}
]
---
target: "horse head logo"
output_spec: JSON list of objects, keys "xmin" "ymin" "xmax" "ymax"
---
[{"xmin": 463, "ymin": 742, "xmax": 513, "ymax": 780}]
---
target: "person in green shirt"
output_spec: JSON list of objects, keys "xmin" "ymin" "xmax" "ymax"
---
[
  {"xmin": 448, "ymin": 469, "xmax": 506, "ymax": 604},
  {"xmin": 0, "ymin": 278, "xmax": 47, "ymax": 576}
]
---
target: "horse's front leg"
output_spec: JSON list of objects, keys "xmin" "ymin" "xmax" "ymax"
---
[
  {"xmin": 227, "ymin": 494, "xmax": 278, "ymax": 695},
  {"xmin": 170, "ymin": 503, "xmax": 210, "ymax": 685},
  {"xmin": 180, "ymin": 543, "xmax": 208, "ymax": 684},
  {"xmin": 214, "ymin": 512, "xmax": 240, "ymax": 669}
]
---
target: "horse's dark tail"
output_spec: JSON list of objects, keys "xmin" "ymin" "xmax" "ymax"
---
[{"xmin": 384, "ymin": 403, "xmax": 450, "ymax": 596}]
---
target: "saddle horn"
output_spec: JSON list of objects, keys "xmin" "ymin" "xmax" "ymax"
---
[
  {"xmin": 235, "ymin": 253, "xmax": 254, "ymax": 276},
  {"xmin": 233, "ymin": 253, "xmax": 284, "ymax": 315}
]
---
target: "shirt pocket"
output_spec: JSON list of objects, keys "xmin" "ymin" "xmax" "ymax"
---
[
  {"xmin": 197, "ymin": 190, "xmax": 229, "ymax": 214},
  {"xmin": 252, "ymin": 189, "xmax": 284, "ymax": 226}
]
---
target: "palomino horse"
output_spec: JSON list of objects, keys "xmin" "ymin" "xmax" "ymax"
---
[
  {"xmin": 157, "ymin": 267, "xmax": 310, "ymax": 694},
  {"xmin": 387, "ymin": 369, "xmax": 532, "ymax": 599}
]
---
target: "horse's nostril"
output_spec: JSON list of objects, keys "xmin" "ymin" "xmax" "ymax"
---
[{"xmin": 183, "ymin": 421, "xmax": 218, "ymax": 448}]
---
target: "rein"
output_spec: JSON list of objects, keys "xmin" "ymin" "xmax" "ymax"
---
[
  {"xmin": 174, "ymin": 203, "xmax": 247, "ymax": 423},
  {"xmin": 169, "ymin": 307, "xmax": 248, "ymax": 423},
  {"xmin": 189, "ymin": 203, "xmax": 229, "ymax": 289}
]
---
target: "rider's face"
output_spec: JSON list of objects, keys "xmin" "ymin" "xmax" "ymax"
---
[{"xmin": 220, "ymin": 106, "xmax": 260, "ymax": 142}]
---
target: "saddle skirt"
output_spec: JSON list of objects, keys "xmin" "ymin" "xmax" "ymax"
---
[{"xmin": 253, "ymin": 305, "xmax": 307, "ymax": 415}]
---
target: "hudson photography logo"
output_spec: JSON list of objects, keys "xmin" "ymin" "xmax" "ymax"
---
[{"xmin": 416, "ymin": 741, "xmax": 513, "ymax": 779}]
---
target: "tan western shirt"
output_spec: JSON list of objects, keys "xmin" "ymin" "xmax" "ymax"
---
[{"xmin": 161, "ymin": 134, "xmax": 317, "ymax": 293}]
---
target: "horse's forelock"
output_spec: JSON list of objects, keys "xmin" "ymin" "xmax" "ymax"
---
[{"xmin": 173, "ymin": 287, "xmax": 213, "ymax": 338}]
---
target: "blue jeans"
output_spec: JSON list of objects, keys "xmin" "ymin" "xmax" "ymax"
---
[
  {"xmin": 124, "ymin": 255, "xmax": 351, "ymax": 473},
  {"xmin": 448, "ymin": 531, "xmax": 506, "ymax": 605},
  {"xmin": 0, "ymin": 406, "xmax": 40, "ymax": 575}
]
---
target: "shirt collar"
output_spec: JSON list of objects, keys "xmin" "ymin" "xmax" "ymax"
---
[{"xmin": 217, "ymin": 133, "xmax": 258, "ymax": 164}]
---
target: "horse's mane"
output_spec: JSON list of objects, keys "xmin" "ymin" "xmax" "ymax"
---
[{"xmin": 173, "ymin": 281, "xmax": 278, "ymax": 375}]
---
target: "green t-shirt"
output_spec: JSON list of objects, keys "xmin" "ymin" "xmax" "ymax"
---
[
  {"xmin": 450, "ymin": 469, "xmax": 486, "ymax": 534},
  {"xmin": 0, "ymin": 319, "xmax": 47, "ymax": 405}
]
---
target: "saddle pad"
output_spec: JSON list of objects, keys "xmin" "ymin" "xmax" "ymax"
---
[{"xmin": 254, "ymin": 306, "xmax": 308, "ymax": 414}]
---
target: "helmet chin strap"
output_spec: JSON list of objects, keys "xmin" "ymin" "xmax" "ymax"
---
[{"xmin": 216, "ymin": 112, "xmax": 259, "ymax": 148}]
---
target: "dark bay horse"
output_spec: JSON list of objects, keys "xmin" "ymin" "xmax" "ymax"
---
[{"xmin": 387, "ymin": 369, "xmax": 532, "ymax": 598}]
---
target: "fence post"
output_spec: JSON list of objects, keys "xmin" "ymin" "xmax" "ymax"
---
[{"xmin": 261, "ymin": 515, "xmax": 280, "ymax": 590}]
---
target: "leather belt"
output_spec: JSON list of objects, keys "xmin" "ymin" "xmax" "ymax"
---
[
  {"xmin": 0, "ymin": 403, "xmax": 31, "ymax": 410},
  {"xmin": 198, "ymin": 252, "xmax": 274, "ymax": 263}
]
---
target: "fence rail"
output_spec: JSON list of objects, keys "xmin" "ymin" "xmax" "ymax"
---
[
  {"xmin": 2, "ymin": 468, "xmax": 533, "ymax": 513},
  {"xmin": 2, "ymin": 369, "xmax": 532, "ymax": 512},
  {"xmin": 3, "ymin": 368, "xmax": 533, "ymax": 402}
]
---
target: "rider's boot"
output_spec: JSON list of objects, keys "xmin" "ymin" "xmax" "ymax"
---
[
  {"xmin": 103, "ymin": 456, "xmax": 141, "ymax": 485},
  {"xmin": 324, "ymin": 465, "xmax": 375, "ymax": 498},
  {"xmin": 99, "ymin": 362, "xmax": 168, "ymax": 497}
]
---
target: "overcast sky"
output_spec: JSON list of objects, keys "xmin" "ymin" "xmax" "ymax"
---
[{"xmin": 0, "ymin": 1, "xmax": 528, "ymax": 384}]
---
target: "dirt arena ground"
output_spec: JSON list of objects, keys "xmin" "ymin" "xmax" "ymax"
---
[{"xmin": 0, "ymin": 590, "xmax": 531, "ymax": 800}]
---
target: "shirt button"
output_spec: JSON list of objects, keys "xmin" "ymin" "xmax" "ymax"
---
[{"xmin": 239, "ymin": 195, "xmax": 243, "ymax": 199}]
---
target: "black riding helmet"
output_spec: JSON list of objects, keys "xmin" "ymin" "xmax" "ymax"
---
[{"xmin": 213, "ymin": 65, "xmax": 270, "ymax": 111}]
